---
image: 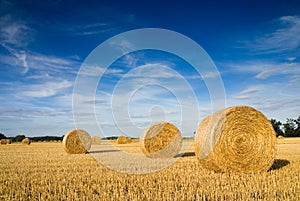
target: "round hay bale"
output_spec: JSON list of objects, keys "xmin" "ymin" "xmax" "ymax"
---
[
  {"xmin": 126, "ymin": 137, "xmax": 132, "ymax": 143},
  {"xmin": 22, "ymin": 138, "xmax": 31, "ymax": 145},
  {"xmin": 117, "ymin": 136, "xmax": 128, "ymax": 144},
  {"xmin": 6, "ymin": 139, "xmax": 11, "ymax": 144},
  {"xmin": 195, "ymin": 106, "xmax": 277, "ymax": 173},
  {"xmin": 63, "ymin": 129, "xmax": 91, "ymax": 154},
  {"xmin": 277, "ymin": 135, "xmax": 284, "ymax": 139},
  {"xmin": 140, "ymin": 122, "xmax": 182, "ymax": 158},
  {"xmin": 1, "ymin": 139, "xmax": 7, "ymax": 145},
  {"xmin": 91, "ymin": 136, "xmax": 101, "ymax": 145}
]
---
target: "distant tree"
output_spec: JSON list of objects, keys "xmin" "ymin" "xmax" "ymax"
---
[
  {"xmin": 270, "ymin": 119, "xmax": 284, "ymax": 137},
  {"xmin": 283, "ymin": 118, "xmax": 297, "ymax": 137},
  {"xmin": 294, "ymin": 117, "xmax": 300, "ymax": 137},
  {"xmin": 14, "ymin": 135, "xmax": 26, "ymax": 142},
  {"xmin": 0, "ymin": 133, "xmax": 6, "ymax": 139}
]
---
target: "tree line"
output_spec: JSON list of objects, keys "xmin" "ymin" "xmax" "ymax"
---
[
  {"xmin": 0, "ymin": 134, "xmax": 63, "ymax": 142},
  {"xmin": 270, "ymin": 117, "xmax": 300, "ymax": 137},
  {"xmin": 1, "ymin": 116, "xmax": 300, "ymax": 142}
]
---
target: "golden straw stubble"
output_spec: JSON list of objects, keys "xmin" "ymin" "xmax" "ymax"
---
[
  {"xmin": 63, "ymin": 129, "xmax": 91, "ymax": 154},
  {"xmin": 140, "ymin": 122, "xmax": 182, "ymax": 158},
  {"xmin": 195, "ymin": 106, "xmax": 277, "ymax": 173}
]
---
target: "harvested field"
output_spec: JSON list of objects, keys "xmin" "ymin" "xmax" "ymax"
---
[{"xmin": 0, "ymin": 138, "xmax": 299, "ymax": 200}]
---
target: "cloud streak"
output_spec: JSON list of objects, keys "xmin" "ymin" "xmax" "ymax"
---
[{"xmin": 248, "ymin": 15, "xmax": 300, "ymax": 54}]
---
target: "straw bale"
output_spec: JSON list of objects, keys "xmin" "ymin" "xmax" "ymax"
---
[
  {"xmin": 63, "ymin": 129, "xmax": 91, "ymax": 154},
  {"xmin": 91, "ymin": 136, "xmax": 101, "ymax": 145},
  {"xmin": 195, "ymin": 106, "xmax": 276, "ymax": 173},
  {"xmin": 22, "ymin": 138, "xmax": 31, "ymax": 145},
  {"xmin": 1, "ymin": 139, "xmax": 7, "ymax": 145},
  {"xmin": 140, "ymin": 122, "xmax": 182, "ymax": 158},
  {"xmin": 117, "ymin": 136, "xmax": 128, "ymax": 144},
  {"xmin": 126, "ymin": 138, "xmax": 132, "ymax": 143}
]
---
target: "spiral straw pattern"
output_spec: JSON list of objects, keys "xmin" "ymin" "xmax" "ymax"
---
[
  {"xmin": 195, "ymin": 106, "xmax": 277, "ymax": 173},
  {"xmin": 140, "ymin": 122, "xmax": 182, "ymax": 158},
  {"xmin": 63, "ymin": 129, "xmax": 91, "ymax": 154}
]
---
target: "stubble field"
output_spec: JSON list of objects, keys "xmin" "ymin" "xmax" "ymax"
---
[{"xmin": 0, "ymin": 138, "xmax": 299, "ymax": 200}]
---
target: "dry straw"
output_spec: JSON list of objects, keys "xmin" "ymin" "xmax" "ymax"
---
[
  {"xmin": 22, "ymin": 138, "xmax": 31, "ymax": 145},
  {"xmin": 63, "ymin": 129, "xmax": 91, "ymax": 154},
  {"xmin": 91, "ymin": 136, "xmax": 101, "ymax": 145},
  {"xmin": 117, "ymin": 136, "xmax": 128, "ymax": 144},
  {"xmin": 278, "ymin": 135, "xmax": 284, "ymax": 139},
  {"xmin": 6, "ymin": 139, "xmax": 11, "ymax": 144},
  {"xmin": 126, "ymin": 138, "xmax": 132, "ymax": 143},
  {"xmin": 1, "ymin": 139, "xmax": 7, "ymax": 145},
  {"xmin": 140, "ymin": 122, "xmax": 182, "ymax": 158},
  {"xmin": 195, "ymin": 106, "xmax": 277, "ymax": 173}
]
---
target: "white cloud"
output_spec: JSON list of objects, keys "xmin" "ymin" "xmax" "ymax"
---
[
  {"xmin": 249, "ymin": 15, "xmax": 300, "ymax": 53},
  {"xmin": 21, "ymin": 80, "xmax": 73, "ymax": 98},
  {"xmin": 255, "ymin": 62, "xmax": 300, "ymax": 80},
  {"xmin": 232, "ymin": 86, "xmax": 262, "ymax": 100},
  {"xmin": 0, "ymin": 14, "xmax": 33, "ymax": 47},
  {"xmin": 225, "ymin": 60, "xmax": 300, "ymax": 84},
  {"xmin": 78, "ymin": 64, "xmax": 123, "ymax": 77}
]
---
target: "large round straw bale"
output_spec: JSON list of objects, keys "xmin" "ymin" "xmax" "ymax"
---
[
  {"xmin": 91, "ymin": 136, "xmax": 101, "ymax": 145},
  {"xmin": 1, "ymin": 139, "xmax": 7, "ymax": 145},
  {"xmin": 117, "ymin": 136, "xmax": 128, "ymax": 144},
  {"xmin": 195, "ymin": 106, "xmax": 277, "ymax": 173},
  {"xmin": 63, "ymin": 129, "xmax": 91, "ymax": 154},
  {"xmin": 6, "ymin": 139, "xmax": 11, "ymax": 144},
  {"xmin": 22, "ymin": 138, "xmax": 31, "ymax": 145},
  {"xmin": 140, "ymin": 122, "xmax": 182, "ymax": 158}
]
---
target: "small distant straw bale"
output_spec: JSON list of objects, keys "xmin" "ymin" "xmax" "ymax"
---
[
  {"xmin": 6, "ymin": 139, "xmax": 11, "ymax": 144},
  {"xmin": 22, "ymin": 138, "xmax": 31, "ymax": 145},
  {"xmin": 63, "ymin": 129, "xmax": 91, "ymax": 154},
  {"xmin": 194, "ymin": 106, "xmax": 277, "ymax": 173},
  {"xmin": 140, "ymin": 122, "xmax": 182, "ymax": 158},
  {"xmin": 126, "ymin": 138, "xmax": 132, "ymax": 143},
  {"xmin": 91, "ymin": 136, "xmax": 101, "ymax": 145},
  {"xmin": 117, "ymin": 136, "xmax": 128, "ymax": 144},
  {"xmin": 278, "ymin": 135, "xmax": 284, "ymax": 139},
  {"xmin": 1, "ymin": 139, "xmax": 7, "ymax": 145}
]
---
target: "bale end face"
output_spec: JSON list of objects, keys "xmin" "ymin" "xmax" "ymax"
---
[
  {"xmin": 1, "ymin": 139, "xmax": 7, "ymax": 145},
  {"xmin": 63, "ymin": 129, "xmax": 91, "ymax": 154},
  {"xmin": 21, "ymin": 138, "xmax": 31, "ymax": 145},
  {"xmin": 117, "ymin": 136, "xmax": 128, "ymax": 144},
  {"xmin": 140, "ymin": 122, "xmax": 182, "ymax": 158},
  {"xmin": 91, "ymin": 136, "xmax": 101, "ymax": 145},
  {"xmin": 195, "ymin": 106, "xmax": 277, "ymax": 173}
]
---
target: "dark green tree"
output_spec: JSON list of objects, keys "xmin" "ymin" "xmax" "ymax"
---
[
  {"xmin": 14, "ymin": 135, "xmax": 26, "ymax": 142},
  {"xmin": 283, "ymin": 118, "xmax": 296, "ymax": 137},
  {"xmin": 294, "ymin": 116, "xmax": 300, "ymax": 137},
  {"xmin": 270, "ymin": 119, "xmax": 284, "ymax": 137},
  {"xmin": 0, "ymin": 133, "xmax": 6, "ymax": 139}
]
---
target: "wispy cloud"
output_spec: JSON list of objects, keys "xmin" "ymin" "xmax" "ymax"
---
[
  {"xmin": 248, "ymin": 15, "xmax": 300, "ymax": 54},
  {"xmin": 0, "ymin": 14, "xmax": 33, "ymax": 47},
  {"xmin": 0, "ymin": 12, "xmax": 34, "ymax": 74},
  {"xmin": 232, "ymin": 86, "xmax": 263, "ymax": 100},
  {"xmin": 20, "ymin": 80, "xmax": 73, "ymax": 98},
  {"xmin": 225, "ymin": 60, "xmax": 300, "ymax": 84}
]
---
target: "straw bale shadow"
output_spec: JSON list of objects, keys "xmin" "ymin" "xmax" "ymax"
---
[
  {"xmin": 175, "ymin": 152, "xmax": 195, "ymax": 158},
  {"xmin": 88, "ymin": 150, "xmax": 121, "ymax": 154},
  {"xmin": 269, "ymin": 159, "xmax": 290, "ymax": 171}
]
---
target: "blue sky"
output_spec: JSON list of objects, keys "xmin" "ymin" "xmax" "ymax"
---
[{"xmin": 0, "ymin": 0, "xmax": 300, "ymax": 137}]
